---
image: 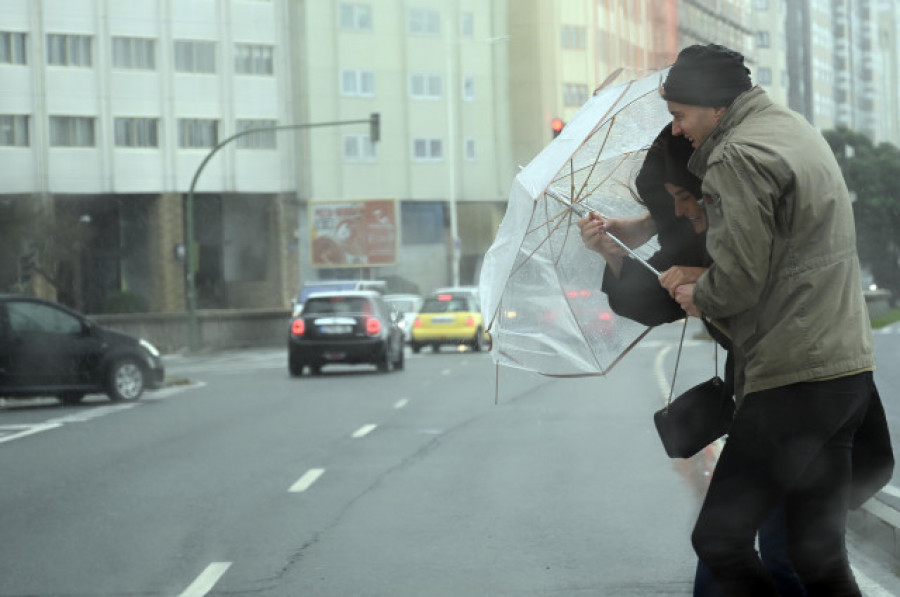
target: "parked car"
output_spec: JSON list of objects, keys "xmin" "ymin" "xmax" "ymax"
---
[
  {"xmin": 383, "ymin": 293, "xmax": 423, "ymax": 343},
  {"xmin": 0, "ymin": 294, "xmax": 165, "ymax": 404},
  {"xmin": 288, "ymin": 290, "xmax": 404, "ymax": 376},
  {"xmin": 291, "ymin": 280, "xmax": 387, "ymax": 316},
  {"xmin": 411, "ymin": 291, "xmax": 489, "ymax": 353}
]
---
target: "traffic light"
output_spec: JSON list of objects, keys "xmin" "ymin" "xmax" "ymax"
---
[
  {"xmin": 369, "ymin": 112, "xmax": 380, "ymax": 144},
  {"xmin": 551, "ymin": 117, "xmax": 565, "ymax": 138}
]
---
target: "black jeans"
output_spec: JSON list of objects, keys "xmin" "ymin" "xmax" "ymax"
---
[{"xmin": 692, "ymin": 372, "xmax": 871, "ymax": 597}]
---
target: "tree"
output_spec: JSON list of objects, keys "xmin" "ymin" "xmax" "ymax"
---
[{"xmin": 823, "ymin": 127, "xmax": 900, "ymax": 304}]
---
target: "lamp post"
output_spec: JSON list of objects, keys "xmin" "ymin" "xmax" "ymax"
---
[{"xmin": 184, "ymin": 114, "xmax": 380, "ymax": 351}]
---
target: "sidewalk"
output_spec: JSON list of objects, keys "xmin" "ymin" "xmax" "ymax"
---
[{"xmin": 849, "ymin": 490, "xmax": 900, "ymax": 563}]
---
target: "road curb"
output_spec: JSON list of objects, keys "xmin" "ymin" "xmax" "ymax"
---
[{"xmin": 848, "ymin": 496, "xmax": 900, "ymax": 561}]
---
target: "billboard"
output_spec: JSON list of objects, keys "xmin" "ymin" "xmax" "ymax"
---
[{"xmin": 309, "ymin": 199, "xmax": 398, "ymax": 267}]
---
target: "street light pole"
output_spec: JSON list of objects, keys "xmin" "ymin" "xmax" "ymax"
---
[{"xmin": 184, "ymin": 114, "xmax": 380, "ymax": 351}]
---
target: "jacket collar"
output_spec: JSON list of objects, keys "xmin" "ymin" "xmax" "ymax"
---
[{"xmin": 687, "ymin": 86, "xmax": 771, "ymax": 178}]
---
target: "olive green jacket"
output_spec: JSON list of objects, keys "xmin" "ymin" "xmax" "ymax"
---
[{"xmin": 688, "ymin": 86, "xmax": 874, "ymax": 398}]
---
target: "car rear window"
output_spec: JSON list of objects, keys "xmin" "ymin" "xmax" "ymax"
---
[
  {"xmin": 421, "ymin": 298, "xmax": 470, "ymax": 313},
  {"xmin": 303, "ymin": 296, "xmax": 373, "ymax": 315}
]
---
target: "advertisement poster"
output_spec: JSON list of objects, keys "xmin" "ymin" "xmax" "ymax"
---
[{"xmin": 309, "ymin": 199, "xmax": 398, "ymax": 267}]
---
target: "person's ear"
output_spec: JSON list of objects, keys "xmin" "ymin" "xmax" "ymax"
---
[{"xmin": 713, "ymin": 106, "xmax": 727, "ymax": 122}]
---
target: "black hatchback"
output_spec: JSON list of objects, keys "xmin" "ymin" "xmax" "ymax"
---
[
  {"xmin": 0, "ymin": 295, "xmax": 165, "ymax": 404},
  {"xmin": 288, "ymin": 290, "xmax": 404, "ymax": 376}
]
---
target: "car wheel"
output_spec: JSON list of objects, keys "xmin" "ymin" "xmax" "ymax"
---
[
  {"xmin": 376, "ymin": 348, "xmax": 391, "ymax": 373},
  {"xmin": 107, "ymin": 358, "xmax": 145, "ymax": 402},
  {"xmin": 393, "ymin": 343, "xmax": 405, "ymax": 370},
  {"xmin": 58, "ymin": 392, "xmax": 85, "ymax": 405},
  {"xmin": 471, "ymin": 327, "xmax": 484, "ymax": 352},
  {"xmin": 432, "ymin": 343, "xmax": 441, "ymax": 353},
  {"xmin": 411, "ymin": 342, "xmax": 421, "ymax": 354},
  {"xmin": 310, "ymin": 364, "xmax": 322, "ymax": 376},
  {"xmin": 289, "ymin": 353, "xmax": 304, "ymax": 377}
]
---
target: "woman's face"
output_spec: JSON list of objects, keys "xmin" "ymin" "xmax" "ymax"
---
[{"xmin": 665, "ymin": 182, "xmax": 707, "ymax": 234}]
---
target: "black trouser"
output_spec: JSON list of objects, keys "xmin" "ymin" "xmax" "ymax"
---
[{"xmin": 692, "ymin": 372, "xmax": 871, "ymax": 597}]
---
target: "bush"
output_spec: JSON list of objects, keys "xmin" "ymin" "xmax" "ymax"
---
[{"xmin": 104, "ymin": 290, "xmax": 149, "ymax": 314}]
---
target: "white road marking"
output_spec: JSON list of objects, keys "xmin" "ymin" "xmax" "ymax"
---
[
  {"xmin": 289, "ymin": 468, "xmax": 324, "ymax": 493},
  {"xmin": 441, "ymin": 369, "xmax": 452, "ymax": 376},
  {"xmin": 879, "ymin": 484, "xmax": 900, "ymax": 499},
  {"xmin": 178, "ymin": 562, "xmax": 232, "ymax": 597},
  {"xmin": 46, "ymin": 403, "xmax": 138, "ymax": 424},
  {"xmin": 393, "ymin": 398, "xmax": 409, "ymax": 409},
  {"xmin": 653, "ymin": 345, "xmax": 673, "ymax": 402},
  {"xmin": 851, "ymin": 564, "xmax": 895, "ymax": 597},
  {"xmin": 0, "ymin": 423, "xmax": 62, "ymax": 444},
  {"xmin": 352, "ymin": 424, "xmax": 377, "ymax": 438}
]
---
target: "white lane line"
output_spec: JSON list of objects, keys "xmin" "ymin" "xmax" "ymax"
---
[
  {"xmin": 851, "ymin": 564, "xmax": 895, "ymax": 597},
  {"xmin": 289, "ymin": 468, "xmax": 325, "ymax": 493},
  {"xmin": 653, "ymin": 345, "xmax": 673, "ymax": 402},
  {"xmin": 880, "ymin": 484, "xmax": 900, "ymax": 499},
  {"xmin": 178, "ymin": 562, "xmax": 232, "ymax": 597},
  {"xmin": 352, "ymin": 424, "xmax": 377, "ymax": 438},
  {"xmin": 394, "ymin": 398, "xmax": 409, "ymax": 409},
  {"xmin": 0, "ymin": 423, "xmax": 62, "ymax": 444}
]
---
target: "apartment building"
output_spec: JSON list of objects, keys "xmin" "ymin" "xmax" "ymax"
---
[{"xmin": 0, "ymin": 0, "xmax": 298, "ymax": 313}]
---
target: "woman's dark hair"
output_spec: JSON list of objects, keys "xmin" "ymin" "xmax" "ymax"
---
[{"xmin": 634, "ymin": 123, "xmax": 702, "ymax": 230}]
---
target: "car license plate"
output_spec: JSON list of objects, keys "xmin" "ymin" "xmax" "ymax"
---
[
  {"xmin": 325, "ymin": 352, "xmax": 346, "ymax": 360},
  {"xmin": 320, "ymin": 325, "xmax": 352, "ymax": 334}
]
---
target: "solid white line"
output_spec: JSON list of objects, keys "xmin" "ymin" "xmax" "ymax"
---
[
  {"xmin": 289, "ymin": 468, "xmax": 324, "ymax": 493},
  {"xmin": 851, "ymin": 564, "xmax": 895, "ymax": 597},
  {"xmin": 394, "ymin": 398, "xmax": 409, "ymax": 409},
  {"xmin": 0, "ymin": 423, "xmax": 62, "ymax": 444},
  {"xmin": 879, "ymin": 484, "xmax": 900, "ymax": 499},
  {"xmin": 352, "ymin": 424, "xmax": 377, "ymax": 438},
  {"xmin": 178, "ymin": 562, "xmax": 232, "ymax": 597}
]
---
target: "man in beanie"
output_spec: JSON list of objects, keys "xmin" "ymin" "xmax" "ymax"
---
[{"xmin": 659, "ymin": 44, "xmax": 877, "ymax": 596}]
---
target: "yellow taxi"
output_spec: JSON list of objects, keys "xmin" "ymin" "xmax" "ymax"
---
[{"xmin": 410, "ymin": 291, "xmax": 490, "ymax": 353}]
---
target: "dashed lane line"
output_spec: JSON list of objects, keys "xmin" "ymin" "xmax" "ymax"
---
[
  {"xmin": 289, "ymin": 468, "xmax": 325, "ymax": 493},
  {"xmin": 351, "ymin": 424, "xmax": 378, "ymax": 438},
  {"xmin": 178, "ymin": 562, "xmax": 232, "ymax": 597}
]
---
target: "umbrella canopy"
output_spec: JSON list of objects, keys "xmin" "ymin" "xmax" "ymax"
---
[{"xmin": 479, "ymin": 68, "xmax": 673, "ymax": 377}]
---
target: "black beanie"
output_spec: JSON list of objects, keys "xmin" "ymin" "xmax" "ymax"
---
[{"xmin": 663, "ymin": 44, "xmax": 752, "ymax": 107}]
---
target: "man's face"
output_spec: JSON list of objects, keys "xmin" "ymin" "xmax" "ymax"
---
[{"xmin": 667, "ymin": 101, "xmax": 725, "ymax": 148}]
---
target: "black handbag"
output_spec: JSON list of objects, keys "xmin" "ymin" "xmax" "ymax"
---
[{"xmin": 653, "ymin": 319, "xmax": 735, "ymax": 459}]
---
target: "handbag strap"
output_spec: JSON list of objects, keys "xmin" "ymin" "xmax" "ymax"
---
[{"xmin": 665, "ymin": 318, "xmax": 719, "ymax": 411}]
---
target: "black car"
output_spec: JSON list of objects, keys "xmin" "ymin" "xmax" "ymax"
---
[
  {"xmin": 0, "ymin": 295, "xmax": 165, "ymax": 404},
  {"xmin": 288, "ymin": 290, "xmax": 404, "ymax": 376}
]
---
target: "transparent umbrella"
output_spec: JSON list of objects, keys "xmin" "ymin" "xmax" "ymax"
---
[{"xmin": 479, "ymin": 68, "xmax": 673, "ymax": 377}]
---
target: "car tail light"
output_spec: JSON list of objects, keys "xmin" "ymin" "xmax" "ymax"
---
[
  {"xmin": 365, "ymin": 317, "xmax": 381, "ymax": 336},
  {"xmin": 414, "ymin": 318, "xmax": 422, "ymax": 328},
  {"xmin": 465, "ymin": 316, "xmax": 475, "ymax": 327},
  {"xmin": 291, "ymin": 319, "xmax": 306, "ymax": 336}
]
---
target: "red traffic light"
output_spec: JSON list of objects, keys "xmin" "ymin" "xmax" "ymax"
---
[{"xmin": 551, "ymin": 117, "xmax": 564, "ymax": 137}]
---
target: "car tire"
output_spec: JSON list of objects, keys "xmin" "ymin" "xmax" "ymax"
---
[
  {"xmin": 376, "ymin": 348, "xmax": 391, "ymax": 373},
  {"xmin": 411, "ymin": 342, "xmax": 421, "ymax": 354},
  {"xmin": 432, "ymin": 343, "xmax": 441, "ymax": 353},
  {"xmin": 58, "ymin": 392, "xmax": 85, "ymax": 405},
  {"xmin": 310, "ymin": 364, "xmax": 322, "ymax": 376},
  {"xmin": 289, "ymin": 352, "xmax": 304, "ymax": 377},
  {"xmin": 471, "ymin": 327, "xmax": 484, "ymax": 352},
  {"xmin": 107, "ymin": 358, "xmax": 145, "ymax": 402},
  {"xmin": 393, "ymin": 343, "xmax": 405, "ymax": 370}
]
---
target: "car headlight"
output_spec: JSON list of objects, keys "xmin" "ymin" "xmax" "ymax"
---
[{"xmin": 140, "ymin": 338, "xmax": 161, "ymax": 358}]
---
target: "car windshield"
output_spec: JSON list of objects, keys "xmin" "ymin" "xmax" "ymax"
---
[
  {"xmin": 303, "ymin": 296, "xmax": 373, "ymax": 315},
  {"xmin": 421, "ymin": 298, "xmax": 470, "ymax": 313}
]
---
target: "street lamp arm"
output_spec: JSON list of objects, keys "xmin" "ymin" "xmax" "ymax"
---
[{"xmin": 184, "ymin": 115, "xmax": 378, "ymax": 352}]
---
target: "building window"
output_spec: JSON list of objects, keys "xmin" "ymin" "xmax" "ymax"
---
[
  {"xmin": 461, "ymin": 13, "xmax": 474, "ymax": 37},
  {"xmin": 465, "ymin": 138, "xmax": 476, "ymax": 161},
  {"xmin": 178, "ymin": 118, "xmax": 218, "ymax": 148},
  {"xmin": 563, "ymin": 83, "xmax": 589, "ymax": 107},
  {"xmin": 47, "ymin": 34, "xmax": 92, "ymax": 67},
  {"xmin": 0, "ymin": 115, "xmax": 29, "ymax": 146},
  {"xmin": 341, "ymin": 70, "xmax": 375, "ymax": 96},
  {"xmin": 236, "ymin": 119, "xmax": 277, "ymax": 149},
  {"xmin": 114, "ymin": 117, "xmax": 158, "ymax": 147},
  {"xmin": 49, "ymin": 116, "xmax": 95, "ymax": 147},
  {"xmin": 756, "ymin": 31, "xmax": 770, "ymax": 48},
  {"xmin": 408, "ymin": 8, "xmax": 440, "ymax": 35},
  {"xmin": 410, "ymin": 73, "xmax": 442, "ymax": 99},
  {"xmin": 757, "ymin": 67, "xmax": 772, "ymax": 86},
  {"xmin": 343, "ymin": 134, "xmax": 376, "ymax": 161},
  {"xmin": 401, "ymin": 201, "xmax": 444, "ymax": 244},
  {"xmin": 340, "ymin": 3, "xmax": 372, "ymax": 31},
  {"xmin": 174, "ymin": 40, "xmax": 216, "ymax": 73},
  {"xmin": 412, "ymin": 138, "xmax": 443, "ymax": 161},
  {"xmin": 112, "ymin": 37, "xmax": 156, "ymax": 70},
  {"xmin": 0, "ymin": 32, "xmax": 27, "ymax": 64},
  {"xmin": 561, "ymin": 25, "xmax": 586, "ymax": 49},
  {"xmin": 462, "ymin": 75, "xmax": 475, "ymax": 101},
  {"xmin": 235, "ymin": 44, "xmax": 273, "ymax": 75}
]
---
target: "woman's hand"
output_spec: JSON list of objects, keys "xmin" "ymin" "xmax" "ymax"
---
[{"xmin": 577, "ymin": 213, "xmax": 626, "ymax": 276}]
